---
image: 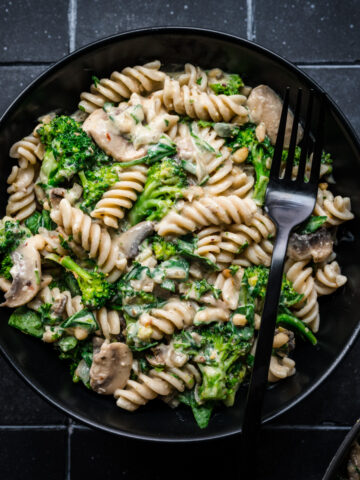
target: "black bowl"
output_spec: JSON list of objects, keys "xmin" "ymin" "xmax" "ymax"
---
[
  {"xmin": 323, "ymin": 420, "xmax": 360, "ymax": 479},
  {"xmin": 0, "ymin": 27, "xmax": 359, "ymax": 442}
]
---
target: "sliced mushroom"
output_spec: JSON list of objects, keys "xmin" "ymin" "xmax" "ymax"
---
[
  {"xmin": 2, "ymin": 235, "xmax": 45, "ymax": 308},
  {"xmin": 287, "ymin": 227, "xmax": 333, "ymax": 263},
  {"xmin": 147, "ymin": 343, "xmax": 188, "ymax": 368},
  {"xmin": 82, "ymin": 108, "xmax": 146, "ymax": 162},
  {"xmin": 90, "ymin": 341, "xmax": 133, "ymax": 395},
  {"xmin": 117, "ymin": 221, "xmax": 154, "ymax": 258},
  {"xmin": 49, "ymin": 188, "xmax": 66, "ymax": 208},
  {"xmin": 348, "ymin": 442, "xmax": 360, "ymax": 480},
  {"xmin": 247, "ymin": 85, "xmax": 303, "ymax": 147}
]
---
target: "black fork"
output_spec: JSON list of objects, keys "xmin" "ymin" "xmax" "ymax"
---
[{"xmin": 241, "ymin": 88, "xmax": 325, "ymax": 473}]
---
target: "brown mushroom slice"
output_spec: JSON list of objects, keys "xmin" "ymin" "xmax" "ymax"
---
[
  {"xmin": 82, "ymin": 108, "xmax": 146, "ymax": 162},
  {"xmin": 287, "ymin": 228, "xmax": 333, "ymax": 263},
  {"xmin": 49, "ymin": 188, "xmax": 66, "ymax": 208},
  {"xmin": 2, "ymin": 235, "xmax": 45, "ymax": 308},
  {"xmin": 146, "ymin": 343, "xmax": 188, "ymax": 368},
  {"xmin": 247, "ymin": 84, "xmax": 303, "ymax": 147},
  {"xmin": 90, "ymin": 341, "xmax": 133, "ymax": 395},
  {"xmin": 117, "ymin": 221, "xmax": 154, "ymax": 259}
]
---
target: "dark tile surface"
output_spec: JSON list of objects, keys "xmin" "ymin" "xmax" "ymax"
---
[
  {"xmin": 1, "ymin": 2, "xmax": 360, "ymax": 479},
  {"xmin": 76, "ymin": 0, "xmax": 247, "ymax": 48},
  {"xmin": 0, "ymin": 66, "xmax": 47, "ymax": 115},
  {"xmin": 255, "ymin": 0, "xmax": 360, "ymax": 63},
  {"xmin": 0, "ymin": 0, "xmax": 68, "ymax": 62},
  {"xmin": 274, "ymin": 336, "xmax": 360, "ymax": 426},
  {"xmin": 0, "ymin": 356, "xmax": 66, "ymax": 425},
  {"xmin": 301, "ymin": 66, "xmax": 360, "ymax": 136},
  {"xmin": 70, "ymin": 426, "xmax": 347, "ymax": 479},
  {"xmin": 0, "ymin": 429, "xmax": 66, "ymax": 480}
]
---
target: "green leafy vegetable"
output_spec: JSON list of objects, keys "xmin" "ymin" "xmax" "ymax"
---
[
  {"xmin": 61, "ymin": 309, "xmax": 98, "ymax": 332},
  {"xmin": 8, "ymin": 307, "xmax": 44, "ymax": 338},
  {"xmin": 299, "ymin": 216, "xmax": 327, "ymax": 234},
  {"xmin": 128, "ymin": 157, "xmax": 187, "ymax": 225},
  {"xmin": 38, "ymin": 115, "xmax": 111, "ymax": 187},
  {"xmin": 118, "ymin": 138, "xmax": 177, "ymax": 168},
  {"xmin": 25, "ymin": 210, "xmax": 56, "ymax": 234},
  {"xmin": 178, "ymin": 390, "xmax": 214, "ymax": 429},
  {"xmin": 47, "ymin": 254, "xmax": 114, "ymax": 309}
]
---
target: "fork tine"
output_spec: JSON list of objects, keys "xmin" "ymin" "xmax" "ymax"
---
[
  {"xmin": 284, "ymin": 88, "xmax": 302, "ymax": 180},
  {"xmin": 296, "ymin": 89, "xmax": 314, "ymax": 182},
  {"xmin": 270, "ymin": 87, "xmax": 290, "ymax": 179},
  {"xmin": 309, "ymin": 92, "xmax": 325, "ymax": 184}
]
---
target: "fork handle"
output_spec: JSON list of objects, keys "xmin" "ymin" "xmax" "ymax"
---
[{"xmin": 241, "ymin": 224, "xmax": 292, "ymax": 471}]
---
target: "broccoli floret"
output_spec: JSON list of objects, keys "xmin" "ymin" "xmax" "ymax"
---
[
  {"xmin": 299, "ymin": 215, "xmax": 327, "ymax": 234},
  {"xmin": 184, "ymin": 279, "xmax": 221, "ymax": 301},
  {"xmin": 152, "ymin": 235, "xmax": 177, "ymax": 261},
  {"xmin": 0, "ymin": 218, "xmax": 28, "ymax": 254},
  {"xmin": 128, "ymin": 158, "xmax": 187, "ymax": 225},
  {"xmin": 227, "ymin": 124, "xmax": 273, "ymax": 206},
  {"xmin": 242, "ymin": 265, "xmax": 303, "ymax": 308},
  {"xmin": 47, "ymin": 254, "xmax": 113, "ymax": 309},
  {"xmin": 38, "ymin": 115, "xmax": 111, "ymax": 187},
  {"xmin": 209, "ymin": 73, "xmax": 244, "ymax": 96},
  {"xmin": 175, "ymin": 321, "xmax": 252, "ymax": 404},
  {"xmin": 0, "ymin": 254, "xmax": 13, "ymax": 280},
  {"xmin": 78, "ymin": 165, "xmax": 119, "ymax": 212}
]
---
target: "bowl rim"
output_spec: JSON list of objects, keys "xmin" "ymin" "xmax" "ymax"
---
[{"xmin": 0, "ymin": 26, "xmax": 360, "ymax": 443}]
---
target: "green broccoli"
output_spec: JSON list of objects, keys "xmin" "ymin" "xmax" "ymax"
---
[
  {"xmin": 0, "ymin": 254, "xmax": 13, "ymax": 280},
  {"xmin": 227, "ymin": 124, "xmax": 273, "ymax": 206},
  {"xmin": 0, "ymin": 218, "xmax": 28, "ymax": 254},
  {"xmin": 241, "ymin": 265, "xmax": 316, "ymax": 344},
  {"xmin": 128, "ymin": 158, "xmax": 187, "ymax": 225},
  {"xmin": 152, "ymin": 235, "xmax": 177, "ymax": 261},
  {"xmin": 242, "ymin": 265, "xmax": 303, "ymax": 308},
  {"xmin": 78, "ymin": 165, "xmax": 120, "ymax": 212},
  {"xmin": 38, "ymin": 115, "xmax": 111, "ymax": 187},
  {"xmin": 47, "ymin": 254, "xmax": 113, "ymax": 309},
  {"xmin": 175, "ymin": 318, "xmax": 253, "ymax": 405},
  {"xmin": 209, "ymin": 73, "xmax": 244, "ymax": 96}
]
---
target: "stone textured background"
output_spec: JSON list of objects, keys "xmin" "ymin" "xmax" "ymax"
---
[{"xmin": 0, "ymin": 1, "xmax": 359, "ymax": 478}]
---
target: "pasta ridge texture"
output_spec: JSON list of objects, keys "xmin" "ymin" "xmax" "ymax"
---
[
  {"xmin": 162, "ymin": 76, "xmax": 249, "ymax": 124},
  {"xmin": 79, "ymin": 60, "xmax": 166, "ymax": 114},
  {"xmin": 50, "ymin": 198, "xmax": 127, "ymax": 281},
  {"xmin": 6, "ymin": 165, "xmax": 37, "ymax": 221},
  {"xmin": 114, "ymin": 363, "xmax": 200, "ymax": 411},
  {"xmin": 156, "ymin": 195, "xmax": 257, "ymax": 236}
]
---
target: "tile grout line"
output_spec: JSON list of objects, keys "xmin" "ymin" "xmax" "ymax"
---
[
  {"xmin": 68, "ymin": 0, "xmax": 78, "ymax": 53},
  {"xmin": 246, "ymin": 0, "xmax": 256, "ymax": 41},
  {"xmin": 0, "ymin": 425, "xmax": 67, "ymax": 430},
  {"xmin": 66, "ymin": 419, "xmax": 74, "ymax": 480}
]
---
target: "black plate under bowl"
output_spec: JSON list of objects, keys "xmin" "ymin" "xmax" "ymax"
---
[
  {"xmin": 323, "ymin": 420, "xmax": 360, "ymax": 479},
  {"xmin": 0, "ymin": 28, "xmax": 359, "ymax": 442}
]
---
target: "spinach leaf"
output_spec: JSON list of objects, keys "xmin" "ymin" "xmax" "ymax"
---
[{"xmin": 8, "ymin": 307, "xmax": 44, "ymax": 338}]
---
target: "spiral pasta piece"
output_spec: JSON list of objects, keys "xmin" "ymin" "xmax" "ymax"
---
[
  {"xmin": 175, "ymin": 63, "xmax": 208, "ymax": 91},
  {"xmin": 217, "ymin": 210, "xmax": 275, "ymax": 266},
  {"xmin": 95, "ymin": 307, "xmax": 122, "ymax": 340},
  {"xmin": 233, "ymin": 239, "xmax": 274, "ymax": 267},
  {"xmin": 115, "ymin": 363, "xmax": 200, "ymax": 411},
  {"xmin": 6, "ymin": 165, "xmax": 37, "ymax": 221},
  {"xmin": 268, "ymin": 356, "xmax": 296, "ymax": 382},
  {"xmin": 138, "ymin": 299, "xmax": 196, "ymax": 340},
  {"xmin": 162, "ymin": 76, "xmax": 248, "ymax": 124},
  {"xmin": 91, "ymin": 165, "xmax": 148, "ymax": 228},
  {"xmin": 79, "ymin": 61, "xmax": 166, "ymax": 114},
  {"xmin": 51, "ymin": 198, "xmax": 126, "ymax": 281},
  {"xmin": 28, "ymin": 286, "xmax": 88, "ymax": 341},
  {"xmin": 213, "ymin": 268, "xmax": 243, "ymax": 310},
  {"xmin": 9, "ymin": 130, "xmax": 43, "ymax": 168},
  {"xmin": 156, "ymin": 195, "xmax": 257, "ymax": 236},
  {"xmin": 314, "ymin": 188, "xmax": 354, "ymax": 226},
  {"xmin": 315, "ymin": 261, "xmax": 347, "ymax": 296},
  {"xmin": 194, "ymin": 226, "xmax": 222, "ymax": 264},
  {"xmin": 285, "ymin": 260, "xmax": 320, "ymax": 332}
]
